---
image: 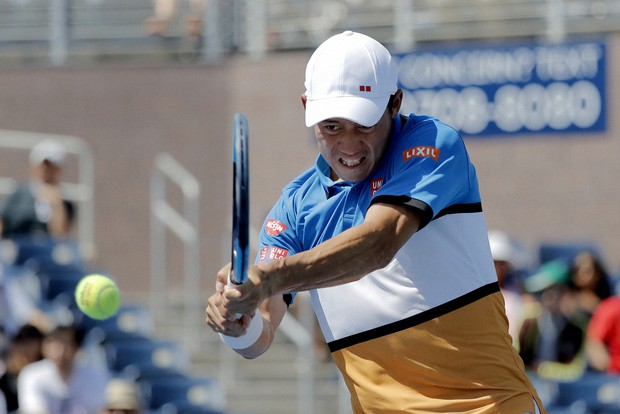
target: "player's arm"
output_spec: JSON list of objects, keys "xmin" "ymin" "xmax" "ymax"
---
[
  {"xmin": 206, "ymin": 265, "xmax": 287, "ymax": 359},
  {"xmin": 223, "ymin": 202, "xmax": 422, "ymax": 317},
  {"xmin": 237, "ymin": 295, "xmax": 287, "ymax": 359},
  {"xmin": 586, "ymin": 337, "xmax": 610, "ymax": 371}
]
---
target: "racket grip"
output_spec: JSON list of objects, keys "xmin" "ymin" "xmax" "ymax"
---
[{"xmin": 219, "ymin": 311, "xmax": 264, "ymax": 350}]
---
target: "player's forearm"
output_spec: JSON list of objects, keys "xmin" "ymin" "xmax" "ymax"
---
[
  {"xmin": 258, "ymin": 203, "xmax": 420, "ymax": 296},
  {"xmin": 268, "ymin": 224, "xmax": 392, "ymax": 292},
  {"xmin": 235, "ymin": 316, "xmax": 276, "ymax": 359},
  {"xmin": 233, "ymin": 296, "xmax": 287, "ymax": 359}
]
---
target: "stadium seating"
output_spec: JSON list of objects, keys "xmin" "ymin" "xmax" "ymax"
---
[
  {"xmin": 538, "ymin": 242, "xmax": 604, "ymax": 266},
  {"xmin": 175, "ymin": 408, "xmax": 226, "ymax": 414},
  {"xmin": 104, "ymin": 338, "xmax": 189, "ymax": 374},
  {"xmin": 535, "ymin": 372, "xmax": 620, "ymax": 414},
  {"xmin": 80, "ymin": 303, "xmax": 155, "ymax": 342},
  {"xmin": 555, "ymin": 372, "xmax": 620, "ymax": 412},
  {"xmin": 140, "ymin": 376, "xmax": 226, "ymax": 413},
  {"xmin": 123, "ymin": 361, "xmax": 186, "ymax": 383},
  {"xmin": 0, "ymin": 235, "xmax": 88, "ymax": 307},
  {"xmin": 0, "ymin": 234, "xmax": 229, "ymax": 412},
  {"xmin": 37, "ymin": 270, "xmax": 84, "ymax": 303},
  {"xmin": 0, "ymin": 235, "xmax": 82, "ymax": 268}
]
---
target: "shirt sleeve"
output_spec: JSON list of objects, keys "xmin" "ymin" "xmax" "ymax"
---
[
  {"xmin": 254, "ymin": 194, "xmax": 301, "ymax": 266},
  {"xmin": 372, "ymin": 117, "xmax": 475, "ymax": 227},
  {"xmin": 254, "ymin": 193, "xmax": 300, "ymax": 305}
]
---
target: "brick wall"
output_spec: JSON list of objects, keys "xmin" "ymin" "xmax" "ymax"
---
[{"xmin": 0, "ymin": 37, "xmax": 618, "ymax": 299}]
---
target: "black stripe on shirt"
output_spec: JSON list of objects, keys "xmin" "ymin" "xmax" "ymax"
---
[
  {"xmin": 370, "ymin": 196, "xmax": 482, "ymax": 230},
  {"xmin": 434, "ymin": 202, "xmax": 483, "ymax": 219},
  {"xmin": 327, "ymin": 281, "xmax": 500, "ymax": 352},
  {"xmin": 371, "ymin": 195, "xmax": 434, "ymax": 228}
]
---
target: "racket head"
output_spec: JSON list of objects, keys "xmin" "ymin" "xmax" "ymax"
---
[{"xmin": 230, "ymin": 113, "xmax": 250, "ymax": 285}]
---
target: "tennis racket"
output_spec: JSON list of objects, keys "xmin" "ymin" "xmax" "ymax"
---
[
  {"xmin": 229, "ymin": 113, "xmax": 250, "ymax": 285},
  {"xmin": 220, "ymin": 113, "xmax": 264, "ymax": 349}
]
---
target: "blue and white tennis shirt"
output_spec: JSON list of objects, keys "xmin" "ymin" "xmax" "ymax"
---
[
  {"xmin": 257, "ymin": 113, "xmax": 497, "ymax": 344},
  {"xmin": 255, "ymin": 113, "xmax": 543, "ymax": 413}
]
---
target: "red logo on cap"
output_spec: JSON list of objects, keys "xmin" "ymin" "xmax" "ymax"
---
[
  {"xmin": 359, "ymin": 85, "xmax": 372, "ymax": 92},
  {"xmin": 265, "ymin": 219, "xmax": 287, "ymax": 236}
]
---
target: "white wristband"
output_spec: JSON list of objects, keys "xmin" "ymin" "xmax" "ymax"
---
[{"xmin": 219, "ymin": 312, "xmax": 264, "ymax": 350}]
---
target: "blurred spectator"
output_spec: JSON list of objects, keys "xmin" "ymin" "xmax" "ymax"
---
[
  {"xmin": 17, "ymin": 323, "xmax": 109, "ymax": 414},
  {"xmin": 0, "ymin": 140, "xmax": 75, "ymax": 239},
  {"xmin": 1, "ymin": 264, "xmax": 53, "ymax": 340},
  {"xmin": 99, "ymin": 378, "xmax": 143, "ymax": 414},
  {"xmin": 488, "ymin": 230, "xmax": 532, "ymax": 346},
  {"xmin": 143, "ymin": 0, "xmax": 206, "ymax": 40},
  {"xmin": 586, "ymin": 295, "xmax": 620, "ymax": 373},
  {"xmin": 518, "ymin": 260, "xmax": 588, "ymax": 380},
  {"xmin": 0, "ymin": 324, "xmax": 44, "ymax": 413},
  {"xmin": 567, "ymin": 251, "xmax": 613, "ymax": 320}
]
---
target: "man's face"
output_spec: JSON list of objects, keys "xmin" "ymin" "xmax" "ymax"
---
[
  {"xmin": 42, "ymin": 330, "xmax": 78, "ymax": 371},
  {"xmin": 33, "ymin": 160, "xmax": 62, "ymax": 184},
  {"xmin": 313, "ymin": 103, "xmax": 397, "ymax": 183}
]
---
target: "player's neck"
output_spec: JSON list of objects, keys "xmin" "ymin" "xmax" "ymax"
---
[{"xmin": 330, "ymin": 169, "xmax": 343, "ymax": 182}]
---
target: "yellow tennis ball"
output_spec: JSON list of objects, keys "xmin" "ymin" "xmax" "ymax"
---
[{"xmin": 75, "ymin": 274, "xmax": 121, "ymax": 320}]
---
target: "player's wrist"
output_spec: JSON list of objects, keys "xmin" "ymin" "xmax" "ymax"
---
[
  {"xmin": 253, "ymin": 262, "xmax": 281, "ymax": 298},
  {"xmin": 219, "ymin": 312, "xmax": 264, "ymax": 350}
]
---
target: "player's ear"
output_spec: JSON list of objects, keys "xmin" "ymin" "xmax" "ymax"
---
[
  {"xmin": 390, "ymin": 89, "xmax": 403, "ymax": 118},
  {"xmin": 301, "ymin": 94, "xmax": 307, "ymax": 109}
]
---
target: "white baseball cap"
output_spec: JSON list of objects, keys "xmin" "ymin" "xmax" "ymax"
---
[
  {"xmin": 304, "ymin": 31, "xmax": 398, "ymax": 127},
  {"xmin": 488, "ymin": 230, "xmax": 532, "ymax": 270},
  {"xmin": 29, "ymin": 139, "xmax": 66, "ymax": 166}
]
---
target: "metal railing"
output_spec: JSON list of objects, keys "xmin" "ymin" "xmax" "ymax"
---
[
  {"xmin": 149, "ymin": 153, "xmax": 330, "ymax": 413},
  {"xmin": 2, "ymin": 0, "xmax": 620, "ymax": 65},
  {"xmin": 149, "ymin": 152, "xmax": 201, "ymax": 350},
  {"xmin": 217, "ymin": 290, "xmax": 319, "ymax": 414}
]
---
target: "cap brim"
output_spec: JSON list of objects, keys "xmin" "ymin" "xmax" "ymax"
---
[{"xmin": 305, "ymin": 95, "xmax": 391, "ymax": 127}]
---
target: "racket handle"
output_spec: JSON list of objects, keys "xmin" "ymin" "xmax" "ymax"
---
[
  {"xmin": 226, "ymin": 269, "xmax": 244, "ymax": 319},
  {"xmin": 219, "ymin": 311, "xmax": 264, "ymax": 349}
]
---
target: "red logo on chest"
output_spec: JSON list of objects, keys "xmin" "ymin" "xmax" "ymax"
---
[
  {"xmin": 259, "ymin": 246, "xmax": 289, "ymax": 262},
  {"xmin": 370, "ymin": 178, "xmax": 384, "ymax": 196},
  {"xmin": 403, "ymin": 146, "xmax": 440, "ymax": 162}
]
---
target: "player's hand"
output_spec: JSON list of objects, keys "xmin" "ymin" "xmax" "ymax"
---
[
  {"xmin": 206, "ymin": 289, "xmax": 254, "ymax": 337},
  {"xmin": 222, "ymin": 265, "xmax": 267, "ymax": 317},
  {"xmin": 206, "ymin": 263, "xmax": 255, "ymax": 337},
  {"xmin": 215, "ymin": 263, "xmax": 230, "ymax": 294}
]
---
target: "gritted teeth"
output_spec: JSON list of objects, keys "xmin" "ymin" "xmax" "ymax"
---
[{"xmin": 340, "ymin": 157, "xmax": 365, "ymax": 167}]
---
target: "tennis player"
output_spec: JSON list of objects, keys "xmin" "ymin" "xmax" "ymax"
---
[{"xmin": 206, "ymin": 31, "xmax": 546, "ymax": 414}]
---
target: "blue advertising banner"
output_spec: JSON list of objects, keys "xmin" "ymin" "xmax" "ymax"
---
[{"xmin": 395, "ymin": 39, "xmax": 607, "ymax": 137}]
